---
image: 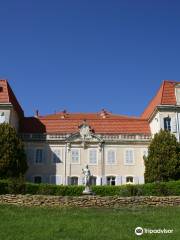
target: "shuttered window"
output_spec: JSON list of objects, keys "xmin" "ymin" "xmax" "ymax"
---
[
  {"xmin": 89, "ymin": 149, "xmax": 97, "ymax": 164},
  {"xmin": 107, "ymin": 150, "xmax": 116, "ymax": 164},
  {"xmin": 71, "ymin": 149, "xmax": 80, "ymax": 163},
  {"xmin": 124, "ymin": 149, "xmax": 134, "ymax": 165}
]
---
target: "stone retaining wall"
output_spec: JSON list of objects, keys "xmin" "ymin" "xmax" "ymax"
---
[{"xmin": 0, "ymin": 195, "xmax": 180, "ymax": 208}]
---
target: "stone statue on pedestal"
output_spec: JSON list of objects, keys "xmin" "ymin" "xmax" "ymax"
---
[{"xmin": 82, "ymin": 165, "xmax": 93, "ymax": 195}]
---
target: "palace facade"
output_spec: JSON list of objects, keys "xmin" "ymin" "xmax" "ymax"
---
[{"xmin": 0, "ymin": 80, "xmax": 180, "ymax": 185}]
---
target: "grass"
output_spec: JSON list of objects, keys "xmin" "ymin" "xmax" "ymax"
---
[{"xmin": 0, "ymin": 205, "xmax": 179, "ymax": 240}]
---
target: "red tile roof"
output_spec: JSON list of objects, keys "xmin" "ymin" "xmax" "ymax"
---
[
  {"xmin": 141, "ymin": 80, "xmax": 177, "ymax": 120},
  {"xmin": 20, "ymin": 113, "xmax": 150, "ymax": 134},
  {"xmin": 0, "ymin": 80, "xmax": 24, "ymax": 118}
]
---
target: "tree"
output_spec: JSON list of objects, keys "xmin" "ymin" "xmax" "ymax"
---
[
  {"xmin": 0, "ymin": 123, "xmax": 28, "ymax": 178},
  {"xmin": 144, "ymin": 129, "xmax": 180, "ymax": 183}
]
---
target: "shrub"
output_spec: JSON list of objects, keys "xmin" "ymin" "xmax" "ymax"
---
[
  {"xmin": 0, "ymin": 179, "xmax": 180, "ymax": 196},
  {"xmin": 8, "ymin": 175, "xmax": 26, "ymax": 194}
]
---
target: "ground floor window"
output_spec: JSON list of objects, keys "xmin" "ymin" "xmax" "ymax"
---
[
  {"xmin": 126, "ymin": 176, "xmax": 134, "ymax": 184},
  {"xmin": 70, "ymin": 176, "xmax": 78, "ymax": 185},
  {"xmin": 90, "ymin": 176, "xmax": 96, "ymax": 185},
  {"xmin": 106, "ymin": 176, "xmax": 116, "ymax": 185},
  {"xmin": 34, "ymin": 176, "xmax": 42, "ymax": 184}
]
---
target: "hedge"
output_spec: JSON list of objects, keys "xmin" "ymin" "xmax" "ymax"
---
[{"xmin": 0, "ymin": 179, "xmax": 179, "ymax": 196}]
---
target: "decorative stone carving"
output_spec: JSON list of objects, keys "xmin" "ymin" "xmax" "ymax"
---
[
  {"xmin": 82, "ymin": 165, "xmax": 93, "ymax": 195},
  {"xmin": 79, "ymin": 121, "xmax": 92, "ymax": 140}
]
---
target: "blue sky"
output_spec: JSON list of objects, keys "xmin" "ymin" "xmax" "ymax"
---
[{"xmin": 0, "ymin": 0, "xmax": 180, "ymax": 117}]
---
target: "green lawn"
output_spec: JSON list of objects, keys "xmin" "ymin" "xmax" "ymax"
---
[{"xmin": 0, "ymin": 205, "xmax": 179, "ymax": 240}]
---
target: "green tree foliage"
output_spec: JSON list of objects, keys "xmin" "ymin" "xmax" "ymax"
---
[
  {"xmin": 0, "ymin": 123, "xmax": 28, "ymax": 178},
  {"xmin": 144, "ymin": 129, "xmax": 180, "ymax": 183}
]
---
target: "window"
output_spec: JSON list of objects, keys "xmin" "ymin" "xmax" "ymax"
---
[
  {"xmin": 106, "ymin": 176, "xmax": 116, "ymax": 185},
  {"xmin": 126, "ymin": 176, "xmax": 134, "ymax": 184},
  {"xmin": 124, "ymin": 149, "xmax": 134, "ymax": 165},
  {"xmin": 0, "ymin": 112, "xmax": 5, "ymax": 124},
  {"xmin": 52, "ymin": 149, "xmax": 61, "ymax": 164},
  {"xmin": 107, "ymin": 150, "xmax": 116, "ymax": 164},
  {"xmin": 164, "ymin": 117, "xmax": 171, "ymax": 131},
  {"xmin": 34, "ymin": 176, "xmax": 42, "ymax": 184},
  {"xmin": 70, "ymin": 176, "xmax": 78, "ymax": 185},
  {"xmin": 71, "ymin": 149, "xmax": 80, "ymax": 164},
  {"xmin": 90, "ymin": 176, "xmax": 97, "ymax": 185},
  {"xmin": 35, "ymin": 149, "xmax": 43, "ymax": 164},
  {"xmin": 50, "ymin": 175, "xmax": 61, "ymax": 185},
  {"xmin": 89, "ymin": 149, "xmax": 97, "ymax": 164}
]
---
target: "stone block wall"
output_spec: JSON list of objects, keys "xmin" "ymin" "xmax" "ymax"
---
[{"xmin": 0, "ymin": 195, "xmax": 180, "ymax": 208}]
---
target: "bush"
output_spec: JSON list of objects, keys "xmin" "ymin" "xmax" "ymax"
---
[
  {"xmin": 8, "ymin": 175, "xmax": 26, "ymax": 194},
  {"xmin": 0, "ymin": 179, "xmax": 180, "ymax": 196}
]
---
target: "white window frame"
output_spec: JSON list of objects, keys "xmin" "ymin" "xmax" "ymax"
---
[
  {"xmin": 34, "ymin": 148, "xmax": 44, "ymax": 165},
  {"xmin": 125, "ymin": 175, "xmax": 135, "ymax": 184},
  {"xmin": 106, "ymin": 175, "xmax": 116, "ymax": 185},
  {"xmin": 71, "ymin": 148, "xmax": 80, "ymax": 164},
  {"xmin": 51, "ymin": 148, "xmax": 62, "ymax": 164},
  {"xmin": 69, "ymin": 176, "xmax": 79, "ymax": 185},
  {"xmin": 164, "ymin": 117, "xmax": 171, "ymax": 131},
  {"xmin": 106, "ymin": 149, "xmax": 116, "ymax": 165},
  {"xmin": 88, "ymin": 148, "xmax": 98, "ymax": 165},
  {"xmin": 124, "ymin": 148, "xmax": 135, "ymax": 165}
]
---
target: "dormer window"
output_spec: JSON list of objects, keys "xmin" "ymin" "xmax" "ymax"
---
[
  {"xmin": 164, "ymin": 117, "xmax": 171, "ymax": 131},
  {"xmin": 0, "ymin": 112, "xmax": 5, "ymax": 124}
]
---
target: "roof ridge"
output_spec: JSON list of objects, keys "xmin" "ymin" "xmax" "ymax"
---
[{"xmin": 160, "ymin": 80, "xmax": 166, "ymax": 104}]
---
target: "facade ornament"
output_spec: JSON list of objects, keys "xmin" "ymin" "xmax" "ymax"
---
[{"xmin": 79, "ymin": 120, "xmax": 92, "ymax": 140}]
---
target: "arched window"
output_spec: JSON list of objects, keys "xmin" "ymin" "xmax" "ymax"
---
[
  {"xmin": 70, "ymin": 176, "xmax": 78, "ymax": 185},
  {"xmin": 126, "ymin": 176, "xmax": 134, "ymax": 184},
  {"xmin": 106, "ymin": 176, "xmax": 116, "ymax": 185}
]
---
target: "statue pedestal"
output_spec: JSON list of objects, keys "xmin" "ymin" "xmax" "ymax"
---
[{"xmin": 82, "ymin": 186, "xmax": 93, "ymax": 195}]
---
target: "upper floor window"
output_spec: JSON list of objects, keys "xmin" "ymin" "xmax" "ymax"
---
[
  {"xmin": 124, "ymin": 149, "xmax": 134, "ymax": 165},
  {"xmin": 35, "ymin": 149, "xmax": 43, "ymax": 164},
  {"xmin": 0, "ymin": 112, "xmax": 5, "ymax": 124},
  {"xmin": 52, "ymin": 149, "xmax": 62, "ymax": 164},
  {"xmin": 107, "ymin": 150, "xmax": 116, "ymax": 164},
  {"xmin": 71, "ymin": 149, "xmax": 80, "ymax": 164},
  {"xmin": 89, "ymin": 149, "xmax": 97, "ymax": 164},
  {"xmin": 164, "ymin": 117, "xmax": 171, "ymax": 131}
]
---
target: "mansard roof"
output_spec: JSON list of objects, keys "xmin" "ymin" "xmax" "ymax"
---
[
  {"xmin": 0, "ymin": 80, "xmax": 24, "ymax": 118},
  {"xmin": 141, "ymin": 80, "xmax": 177, "ymax": 120},
  {"xmin": 20, "ymin": 112, "xmax": 150, "ymax": 134}
]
